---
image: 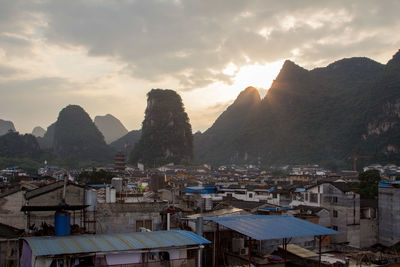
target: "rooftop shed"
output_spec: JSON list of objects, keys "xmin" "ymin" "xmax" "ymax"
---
[{"xmin": 21, "ymin": 230, "xmax": 210, "ymax": 267}]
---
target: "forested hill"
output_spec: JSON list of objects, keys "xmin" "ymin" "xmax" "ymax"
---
[
  {"xmin": 52, "ymin": 105, "xmax": 112, "ymax": 162},
  {"xmin": 130, "ymin": 89, "xmax": 193, "ymax": 167},
  {"xmin": 194, "ymin": 50, "xmax": 400, "ymax": 170},
  {"xmin": 0, "ymin": 119, "xmax": 16, "ymax": 136},
  {"xmin": 110, "ymin": 129, "xmax": 142, "ymax": 154}
]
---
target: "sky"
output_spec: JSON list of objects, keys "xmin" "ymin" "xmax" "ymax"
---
[{"xmin": 1, "ymin": 0, "xmax": 400, "ymax": 134}]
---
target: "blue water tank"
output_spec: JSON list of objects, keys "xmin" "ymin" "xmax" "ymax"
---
[{"xmin": 54, "ymin": 211, "xmax": 71, "ymax": 236}]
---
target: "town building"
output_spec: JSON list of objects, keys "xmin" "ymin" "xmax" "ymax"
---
[
  {"xmin": 378, "ymin": 181, "xmax": 400, "ymax": 246},
  {"xmin": 290, "ymin": 182, "xmax": 361, "ymax": 247}
]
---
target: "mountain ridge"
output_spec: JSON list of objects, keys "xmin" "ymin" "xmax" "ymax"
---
[
  {"xmin": 94, "ymin": 114, "xmax": 129, "ymax": 144},
  {"xmin": 0, "ymin": 119, "xmax": 16, "ymax": 136},
  {"xmin": 194, "ymin": 49, "xmax": 400, "ymax": 169},
  {"xmin": 53, "ymin": 105, "xmax": 112, "ymax": 162}
]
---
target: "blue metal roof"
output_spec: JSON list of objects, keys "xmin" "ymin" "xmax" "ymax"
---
[
  {"xmin": 186, "ymin": 186, "xmax": 216, "ymax": 194},
  {"xmin": 205, "ymin": 215, "xmax": 339, "ymax": 240},
  {"xmin": 88, "ymin": 184, "xmax": 111, "ymax": 187},
  {"xmin": 23, "ymin": 230, "xmax": 210, "ymax": 257},
  {"xmin": 379, "ymin": 181, "xmax": 400, "ymax": 187}
]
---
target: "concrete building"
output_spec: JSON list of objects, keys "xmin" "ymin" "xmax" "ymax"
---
[
  {"xmin": 378, "ymin": 181, "xmax": 400, "ymax": 247},
  {"xmin": 290, "ymin": 182, "xmax": 361, "ymax": 247},
  {"xmin": 21, "ymin": 230, "xmax": 210, "ymax": 267},
  {"xmin": 24, "ymin": 181, "xmax": 86, "ymax": 230},
  {"xmin": 0, "ymin": 187, "xmax": 27, "ymax": 229},
  {"xmin": 360, "ymin": 199, "xmax": 378, "ymax": 248},
  {"xmin": 95, "ymin": 201, "xmax": 167, "ymax": 233}
]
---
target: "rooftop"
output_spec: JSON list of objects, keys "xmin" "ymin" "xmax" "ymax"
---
[
  {"xmin": 204, "ymin": 215, "xmax": 339, "ymax": 240},
  {"xmin": 23, "ymin": 230, "xmax": 210, "ymax": 257}
]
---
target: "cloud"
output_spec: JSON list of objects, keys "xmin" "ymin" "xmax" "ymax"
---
[
  {"xmin": 27, "ymin": 0, "xmax": 399, "ymax": 88},
  {"xmin": 0, "ymin": 76, "xmax": 139, "ymax": 132},
  {"xmin": 1, "ymin": 0, "xmax": 400, "ymax": 132},
  {"xmin": 0, "ymin": 64, "xmax": 21, "ymax": 78}
]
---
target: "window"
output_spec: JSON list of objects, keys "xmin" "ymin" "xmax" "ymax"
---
[
  {"xmin": 332, "ymin": 225, "xmax": 338, "ymax": 231},
  {"xmin": 333, "ymin": 210, "xmax": 338, "ymax": 217},
  {"xmin": 310, "ymin": 193, "xmax": 318, "ymax": 203},
  {"xmin": 249, "ymin": 193, "xmax": 253, "ymax": 198},
  {"xmin": 333, "ymin": 196, "xmax": 338, "ymax": 203}
]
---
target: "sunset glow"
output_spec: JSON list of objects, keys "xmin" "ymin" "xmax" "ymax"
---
[
  {"xmin": 231, "ymin": 61, "xmax": 284, "ymax": 98},
  {"xmin": 0, "ymin": 1, "xmax": 399, "ymax": 134}
]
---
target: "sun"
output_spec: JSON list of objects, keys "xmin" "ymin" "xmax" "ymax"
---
[{"xmin": 224, "ymin": 60, "xmax": 284, "ymax": 98}]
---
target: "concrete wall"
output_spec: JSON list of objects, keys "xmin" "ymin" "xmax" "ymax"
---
[
  {"xmin": 28, "ymin": 185, "xmax": 85, "ymax": 228},
  {"xmin": 0, "ymin": 190, "xmax": 25, "ymax": 229},
  {"xmin": 346, "ymin": 225, "xmax": 361, "ymax": 248},
  {"xmin": 379, "ymin": 186, "xmax": 400, "ymax": 246},
  {"xmin": 96, "ymin": 202, "xmax": 167, "ymax": 234},
  {"xmin": 28, "ymin": 184, "xmax": 85, "ymax": 206},
  {"xmin": 316, "ymin": 210, "xmax": 331, "ymax": 228},
  {"xmin": 321, "ymin": 184, "xmax": 360, "ymax": 247},
  {"xmin": 360, "ymin": 218, "xmax": 378, "ymax": 248}
]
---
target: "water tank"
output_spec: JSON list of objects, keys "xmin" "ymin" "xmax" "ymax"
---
[
  {"xmin": 111, "ymin": 177, "xmax": 123, "ymax": 193},
  {"xmin": 196, "ymin": 198, "xmax": 203, "ymax": 210},
  {"xmin": 106, "ymin": 186, "xmax": 111, "ymax": 203},
  {"xmin": 85, "ymin": 189, "xmax": 97, "ymax": 211},
  {"xmin": 204, "ymin": 197, "xmax": 212, "ymax": 211},
  {"xmin": 110, "ymin": 188, "xmax": 116, "ymax": 203},
  {"xmin": 55, "ymin": 211, "xmax": 71, "ymax": 236}
]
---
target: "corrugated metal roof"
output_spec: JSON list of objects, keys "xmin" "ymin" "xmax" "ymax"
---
[
  {"xmin": 23, "ymin": 230, "xmax": 210, "ymax": 257},
  {"xmin": 204, "ymin": 215, "xmax": 339, "ymax": 240}
]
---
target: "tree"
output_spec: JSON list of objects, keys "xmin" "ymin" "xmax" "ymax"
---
[
  {"xmin": 358, "ymin": 170, "xmax": 381, "ymax": 199},
  {"xmin": 76, "ymin": 169, "xmax": 114, "ymax": 184}
]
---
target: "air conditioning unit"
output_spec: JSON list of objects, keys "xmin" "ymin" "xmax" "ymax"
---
[{"xmin": 240, "ymin": 248, "xmax": 248, "ymax": 255}]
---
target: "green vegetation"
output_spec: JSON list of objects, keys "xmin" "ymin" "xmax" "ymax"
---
[
  {"xmin": 0, "ymin": 157, "xmax": 41, "ymax": 174},
  {"xmin": 358, "ymin": 170, "xmax": 381, "ymax": 199},
  {"xmin": 0, "ymin": 131, "xmax": 41, "ymax": 159},
  {"xmin": 110, "ymin": 130, "xmax": 141, "ymax": 155},
  {"xmin": 53, "ymin": 105, "xmax": 112, "ymax": 162},
  {"xmin": 194, "ymin": 50, "xmax": 400, "ymax": 168},
  {"xmin": 36, "ymin": 122, "xmax": 55, "ymax": 149},
  {"xmin": 130, "ymin": 89, "xmax": 193, "ymax": 168}
]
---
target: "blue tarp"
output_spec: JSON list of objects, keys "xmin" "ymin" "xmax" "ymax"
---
[{"xmin": 205, "ymin": 215, "xmax": 339, "ymax": 240}]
